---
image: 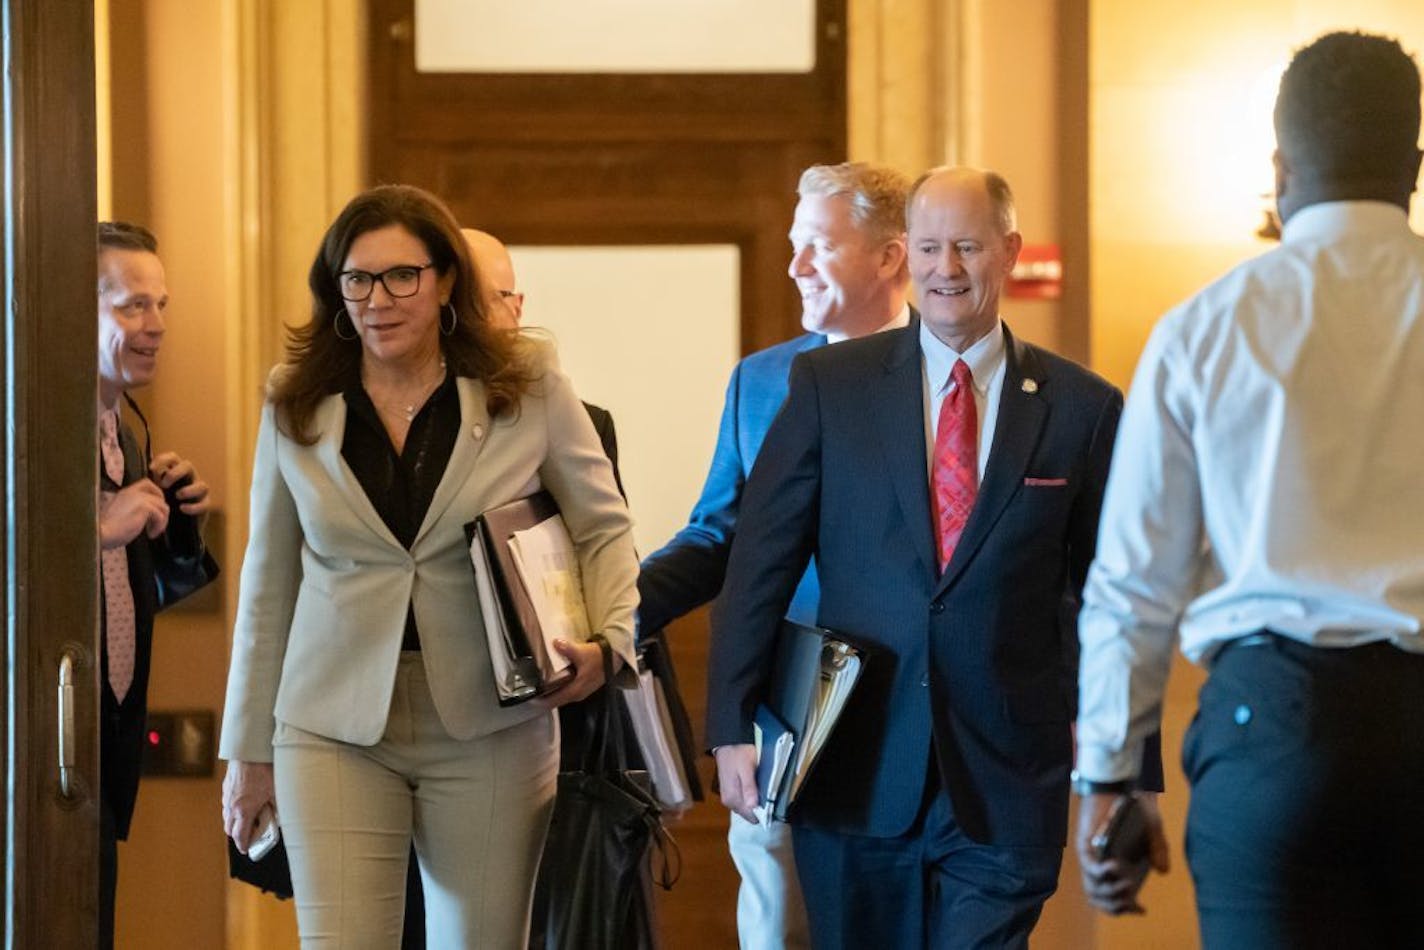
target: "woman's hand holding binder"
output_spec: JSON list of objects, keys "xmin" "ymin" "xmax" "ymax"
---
[{"xmin": 536, "ymin": 636, "xmax": 624, "ymax": 708}]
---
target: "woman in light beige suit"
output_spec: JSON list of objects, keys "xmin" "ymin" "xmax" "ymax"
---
[{"xmin": 218, "ymin": 184, "xmax": 638, "ymax": 947}]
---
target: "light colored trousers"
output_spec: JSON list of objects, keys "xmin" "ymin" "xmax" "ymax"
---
[
  {"xmin": 273, "ymin": 654, "xmax": 559, "ymax": 948},
  {"xmin": 728, "ymin": 811, "xmax": 811, "ymax": 950}
]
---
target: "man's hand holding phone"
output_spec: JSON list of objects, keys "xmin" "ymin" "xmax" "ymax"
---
[{"xmin": 1076, "ymin": 792, "xmax": 1170, "ymax": 915}]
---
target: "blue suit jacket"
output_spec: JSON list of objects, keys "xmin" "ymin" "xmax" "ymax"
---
[
  {"xmin": 708, "ymin": 320, "xmax": 1151, "ymax": 847},
  {"xmin": 637, "ymin": 332, "xmax": 825, "ymax": 634}
]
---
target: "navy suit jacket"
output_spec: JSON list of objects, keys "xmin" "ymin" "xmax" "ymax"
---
[
  {"xmin": 637, "ymin": 332, "xmax": 825, "ymax": 634},
  {"xmin": 708, "ymin": 320, "xmax": 1145, "ymax": 847}
]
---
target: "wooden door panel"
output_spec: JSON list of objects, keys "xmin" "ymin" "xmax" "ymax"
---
[
  {"xmin": 369, "ymin": 0, "xmax": 845, "ymax": 356},
  {"xmin": 2, "ymin": 0, "xmax": 102, "ymax": 945}
]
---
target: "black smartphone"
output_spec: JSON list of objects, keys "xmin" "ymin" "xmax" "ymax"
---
[
  {"xmin": 1090, "ymin": 793, "xmax": 1150, "ymax": 863},
  {"xmin": 158, "ymin": 472, "xmax": 203, "ymax": 557}
]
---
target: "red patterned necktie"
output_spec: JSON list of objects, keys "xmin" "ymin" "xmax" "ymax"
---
[
  {"xmin": 932, "ymin": 359, "xmax": 978, "ymax": 571},
  {"xmin": 100, "ymin": 410, "xmax": 137, "ymax": 702}
]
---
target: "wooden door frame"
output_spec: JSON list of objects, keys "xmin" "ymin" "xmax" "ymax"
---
[
  {"xmin": 366, "ymin": 0, "xmax": 848, "ymax": 356},
  {"xmin": 2, "ymin": 0, "xmax": 101, "ymax": 945}
]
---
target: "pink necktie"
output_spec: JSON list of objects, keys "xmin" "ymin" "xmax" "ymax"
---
[
  {"xmin": 100, "ymin": 410, "xmax": 137, "ymax": 702},
  {"xmin": 932, "ymin": 360, "xmax": 978, "ymax": 572}
]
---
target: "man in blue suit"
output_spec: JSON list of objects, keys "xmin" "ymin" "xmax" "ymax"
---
[
  {"xmin": 708, "ymin": 167, "xmax": 1161, "ymax": 948},
  {"xmin": 638, "ymin": 162, "xmax": 912, "ymax": 949}
]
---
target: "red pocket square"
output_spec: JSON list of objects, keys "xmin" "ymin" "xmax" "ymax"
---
[{"xmin": 1023, "ymin": 477, "xmax": 1068, "ymax": 487}]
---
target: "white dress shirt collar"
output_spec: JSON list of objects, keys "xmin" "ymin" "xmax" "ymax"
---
[
  {"xmin": 883, "ymin": 302, "xmax": 912, "ymax": 333},
  {"xmin": 920, "ymin": 318, "xmax": 1005, "ymax": 399},
  {"xmin": 919, "ymin": 319, "xmax": 1007, "ymax": 482},
  {"xmin": 825, "ymin": 301, "xmax": 914, "ymax": 344},
  {"xmin": 1280, "ymin": 200, "xmax": 1410, "ymax": 245}
]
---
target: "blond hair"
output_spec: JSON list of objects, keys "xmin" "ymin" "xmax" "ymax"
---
[{"xmin": 797, "ymin": 162, "xmax": 912, "ymax": 244}]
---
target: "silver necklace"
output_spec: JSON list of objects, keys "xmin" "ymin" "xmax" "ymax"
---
[{"xmin": 367, "ymin": 358, "xmax": 446, "ymax": 424}]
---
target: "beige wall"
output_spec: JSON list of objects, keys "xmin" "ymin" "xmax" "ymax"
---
[
  {"xmin": 849, "ymin": 0, "xmax": 1083, "ymax": 358},
  {"xmin": 1091, "ymin": 1, "xmax": 1424, "ymax": 388}
]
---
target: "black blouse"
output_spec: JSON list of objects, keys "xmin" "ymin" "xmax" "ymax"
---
[{"xmin": 341, "ymin": 371, "xmax": 461, "ymax": 650}]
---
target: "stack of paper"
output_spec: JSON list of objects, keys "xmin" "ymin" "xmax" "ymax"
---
[
  {"xmin": 465, "ymin": 491, "xmax": 581, "ymax": 705},
  {"xmin": 509, "ymin": 517, "xmax": 592, "ymax": 676},
  {"xmin": 756, "ymin": 620, "xmax": 870, "ymax": 821},
  {"xmin": 622, "ymin": 666, "xmax": 694, "ymax": 813},
  {"xmin": 753, "ymin": 705, "xmax": 796, "ymax": 813},
  {"xmin": 788, "ymin": 643, "xmax": 861, "ymax": 801}
]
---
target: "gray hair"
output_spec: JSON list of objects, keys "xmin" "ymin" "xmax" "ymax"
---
[{"xmin": 906, "ymin": 166, "xmax": 1018, "ymax": 234}]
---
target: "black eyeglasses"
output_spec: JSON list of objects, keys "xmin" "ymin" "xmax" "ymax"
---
[{"xmin": 337, "ymin": 263, "xmax": 434, "ymax": 302}]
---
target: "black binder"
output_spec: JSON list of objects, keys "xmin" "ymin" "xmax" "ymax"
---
[
  {"xmin": 755, "ymin": 619, "xmax": 870, "ymax": 821},
  {"xmin": 464, "ymin": 491, "xmax": 576, "ymax": 706}
]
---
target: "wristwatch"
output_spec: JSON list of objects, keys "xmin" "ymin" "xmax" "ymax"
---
[{"xmin": 1070, "ymin": 769, "xmax": 1135, "ymax": 797}]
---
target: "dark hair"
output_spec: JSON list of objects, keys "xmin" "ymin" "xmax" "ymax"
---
[
  {"xmin": 98, "ymin": 221, "xmax": 158, "ymax": 254},
  {"xmin": 270, "ymin": 184, "xmax": 537, "ymax": 444},
  {"xmin": 1275, "ymin": 31, "xmax": 1422, "ymax": 186}
]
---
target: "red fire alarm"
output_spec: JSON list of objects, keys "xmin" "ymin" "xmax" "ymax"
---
[{"xmin": 1008, "ymin": 244, "xmax": 1063, "ymax": 299}]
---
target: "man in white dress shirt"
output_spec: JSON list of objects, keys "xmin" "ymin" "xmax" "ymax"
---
[{"xmin": 1074, "ymin": 30, "xmax": 1424, "ymax": 949}]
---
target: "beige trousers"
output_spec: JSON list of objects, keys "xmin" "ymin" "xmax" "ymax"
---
[{"xmin": 273, "ymin": 654, "xmax": 559, "ymax": 948}]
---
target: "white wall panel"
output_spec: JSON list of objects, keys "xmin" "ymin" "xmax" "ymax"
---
[
  {"xmin": 511, "ymin": 245, "xmax": 740, "ymax": 554},
  {"xmin": 416, "ymin": 0, "xmax": 816, "ymax": 73}
]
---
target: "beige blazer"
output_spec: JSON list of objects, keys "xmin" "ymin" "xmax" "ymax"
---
[{"xmin": 218, "ymin": 360, "xmax": 638, "ymax": 763}]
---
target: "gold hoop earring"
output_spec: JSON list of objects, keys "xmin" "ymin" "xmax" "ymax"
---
[
  {"xmin": 333, "ymin": 309, "xmax": 359, "ymax": 341},
  {"xmin": 441, "ymin": 303, "xmax": 457, "ymax": 337}
]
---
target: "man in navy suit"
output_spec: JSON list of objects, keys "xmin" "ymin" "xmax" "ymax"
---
[
  {"xmin": 708, "ymin": 167, "xmax": 1161, "ymax": 948},
  {"xmin": 639, "ymin": 162, "xmax": 912, "ymax": 949}
]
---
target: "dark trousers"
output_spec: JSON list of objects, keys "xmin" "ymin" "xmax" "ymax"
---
[
  {"xmin": 100, "ymin": 798, "xmax": 118, "ymax": 950},
  {"xmin": 1184, "ymin": 632, "xmax": 1424, "ymax": 950},
  {"xmin": 791, "ymin": 772, "xmax": 1061, "ymax": 949},
  {"xmin": 401, "ymin": 850, "xmax": 425, "ymax": 948}
]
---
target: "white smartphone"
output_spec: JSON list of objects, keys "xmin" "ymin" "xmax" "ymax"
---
[{"xmin": 247, "ymin": 806, "xmax": 281, "ymax": 862}]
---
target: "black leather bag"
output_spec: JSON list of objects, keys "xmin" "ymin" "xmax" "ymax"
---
[
  {"xmin": 537, "ymin": 639, "xmax": 680, "ymax": 950},
  {"xmin": 122, "ymin": 394, "xmax": 220, "ymax": 608},
  {"xmin": 152, "ymin": 493, "xmax": 220, "ymax": 608},
  {"xmin": 226, "ymin": 837, "xmax": 293, "ymax": 900}
]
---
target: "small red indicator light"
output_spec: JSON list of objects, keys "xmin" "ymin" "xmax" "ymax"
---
[{"xmin": 147, "ymin": 730, "xmax": 161, "ymax": 746}]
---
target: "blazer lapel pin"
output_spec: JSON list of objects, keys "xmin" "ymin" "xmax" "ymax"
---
[{"xmin": 1021, "ymin": 379, "xmax": 1039, "ymax": 394}]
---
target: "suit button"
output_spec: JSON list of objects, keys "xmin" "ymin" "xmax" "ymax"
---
[
  {"xmin": 920, "ymin": 674, "xmax": 929, "ymax": 687},
  {"xmin": 930, "ymin": 601, "xmax": 945, "ymax": 615}
]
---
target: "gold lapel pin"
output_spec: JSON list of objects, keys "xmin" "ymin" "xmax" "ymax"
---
[{"xmin": 1022, "ymin": 379, "xmax": 1039, "ymax": 394}]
